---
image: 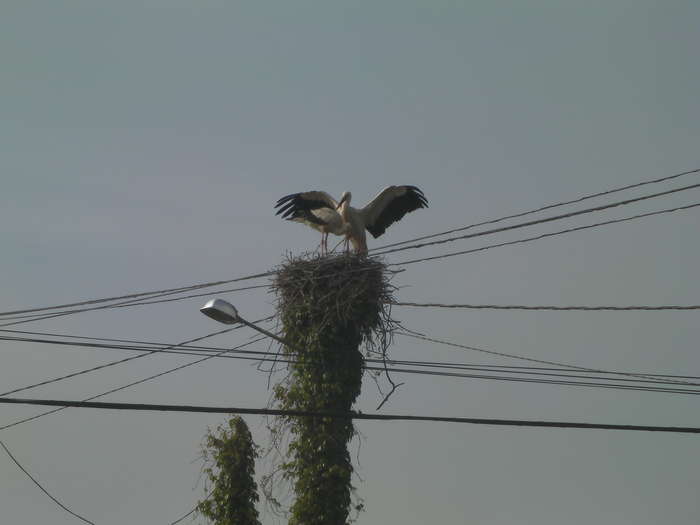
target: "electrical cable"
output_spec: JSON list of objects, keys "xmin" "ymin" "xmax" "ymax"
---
[
  {"xmin": 398, "ymin": 332, "xmax": 700, "ymax": 387},
  {"xmin": 9, "ymin": 330, "xmax": 700, "ymax": 380},
  {"xmin": 391, "ymin": 202, "xmax": 700, "ymax": 266},
  {"xmin": 369, "ymin": 167, "xmax": 700, "ymax": 253},
  {"xmin": 0, "ymin": 284, "xmax": 269, "ymax": 323},
  {"xmin": 4, "ymin": 325, "xmax": 699, "ymax": 395},
  {"xmin": 374, "ymin": 181, "xmax": 700, "ymax": 258},
  {"xmin": 393, "ymin": 301, "xmax": 700, "ymax": 311},
  {"xmin": 0, "ymin": 324, "xmax": 265, "ymax": 398},
  {"xmin": 4, "ymin": 169, "xmax": 697, "ymax": 325},
  {"xmin": 0, "ymin": 334, "xmax": 269, "ymax": 432},
  {"xmin": 1, "ymin": 396, "xmax": 699, "ymax": 434},
  {"xmin": 0, "ymin": 271, "xmax": 274, "ymax": 318},
  {"xmin": 4, "ymin": 197, "xmax": 697, "ymax": 329},
  {"xmin": 5, "ymin": 333, "xmax": 700, "ymax": 393},
  {"xmin": 0, "ymin": 439, "xmax": 95, "ymax": 525}
]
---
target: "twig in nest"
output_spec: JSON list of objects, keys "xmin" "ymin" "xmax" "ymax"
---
[{"xmin": 375, "ymin": 355, "xmax": 405, "ymax": 411}]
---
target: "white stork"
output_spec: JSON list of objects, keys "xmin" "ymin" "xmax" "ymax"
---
[{"xmin": 274, "ymin": 185, "xmax": 428, "ymax": 254}]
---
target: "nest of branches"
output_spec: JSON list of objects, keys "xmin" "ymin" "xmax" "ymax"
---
[
  {"xmin": 272, "ymin": 252, "xmax": 395, "ymax": 352},
  {"xmin": 262, "ymin": 252, "xmax": 398, "ymax": 523}
]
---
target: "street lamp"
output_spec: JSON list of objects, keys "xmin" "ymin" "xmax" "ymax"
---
[
  {"xmin": 200, "ymin": 298, "xmax": 287, "ymax": 346},
  {"xmin": 200, "ymin": 298, "xmax": 240, "ymax": 324}
]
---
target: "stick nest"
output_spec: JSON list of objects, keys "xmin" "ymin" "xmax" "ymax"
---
[
  {"xmin": 271, "ymin": 252, "xmax": 394, "ymax": 350},
  {"xmin": 263, "ymin": 253, "xmax": 397, "ymax": 523}
]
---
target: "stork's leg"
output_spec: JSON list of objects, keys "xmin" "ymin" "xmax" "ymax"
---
[{"xmin": 322, "ymin": 233, "xmax": 327, "ymax": 255}]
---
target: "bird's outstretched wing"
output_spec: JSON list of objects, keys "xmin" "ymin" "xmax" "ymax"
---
[
  {"xmin": 274, "ymin": 191, "xmax": 339, "ymax": 220},
  {"xmin": 360, "ymin": 185, "xmax": 428, "ymax": 238}
]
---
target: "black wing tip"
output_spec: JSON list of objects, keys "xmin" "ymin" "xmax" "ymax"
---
[
  {"xmin": 403, "ymin": 185, "xmax": 429, "ymax": 208},
  {"xmin": 274, "ymin": 193, "xmax": 300, "ymax": 207}
]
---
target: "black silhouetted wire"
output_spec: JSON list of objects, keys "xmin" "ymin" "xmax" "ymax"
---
[
  {"xmin": 3, "ymin": 196, "xmax": 697, "ymax": 329},
  {"xmin": 373, "ymin": 181, "xmax": 700, "ymax": 258},
  {"xmin": 0, "ymin": 271, "xmax": 274, "ymax": 318},
  {"xmin": 0, "ymin": 284, "xmax": 269, "ymax": 324},
  {"xmin": 2, "ymin": 330, "xmax": 692, "ymax": 384},
  {"xmin": 4, "ymin": 168, "xmax": 697, "ymax": 326},
  {"xmin": 170, "ymin": 490, "xmax": 214, "ymax": 525},
  {"xmin": 0, "ymin": 329, "xmax": 271, "ymax": 432},
  {"xmin": 4, "ymin": 331, "xmax": 700, "ymax": 395},
  {"xmin": 370, "ymin": 167, "xmax": 700, "ymax": 253},
  {"xmin": 170, "ymin": 504, "xmax": 198, "ymax": 525},
  {"xmin": 393, "ymin": 301, "xmax": 700, "ymax": 311},
  {"xmin": 383, "ymin": 366, "xmax": 700, "ymax": 395},
  {"xmin": 1, "ymin": 397, "xmax": 699, "ymax": 434},
  {"xmin": 0, "ymin": 324, "xmax": 266, "ymax": 398},
  {"xmin": 0, "ymin": 439, "xmax": 95, "ymax": 525},
  {"xmin": 391, "ymin": 202, "xmax": 700, "ymax": 266},
  {"xmin": 398, "ymin": 332, "xmax": 699, "ymax": 387}
]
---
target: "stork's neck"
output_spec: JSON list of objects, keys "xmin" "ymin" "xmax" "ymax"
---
[{"xmin": 337, "ymin": 192, "xmax": 352, "ymax": 217}]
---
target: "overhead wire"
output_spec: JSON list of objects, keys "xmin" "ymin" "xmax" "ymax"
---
[
  {"xmin": 380, "ymin": 366, "xmax": 700, "ymax": 395},
  {"xmin": 3, "ymin": 168, "xmax": 698, "ymax": 327},
  {"xmin": 0, "ymin": 439, "xmax": 96, "ymax": 525},
  {"xmin": 0, "ymin": 323, "xmax": 267, "ymax": 398},
  {"xmin": 2, "ymin": 170, "xmax": 697, "ymax": 522},
  {"xmin": 369, "ymin": 167, "xmax": 700, "ymax": 253},
  {"xmin": 0, "ymin": 284, "xmax": 269, "ymax": 323},
  {"xmin": 397, "ymin": 331, "xmax": 697, "ymax": 386},
  {"xmin": 6, "ymin": 329, "xmax": 700, "ymax": 385},
  {"xmin": 5, "ymin": 333, "xmax": 699, "ymax": 394},
  {"xmin": 1, "ymin": 396, "xmax": 700, "ymax": 434},
  {"xmin": 374, "ymin": 181, "xmax": 700, "ymax": 258},
  {"xmin": 3, "ymin": 196, "xmax": 697, "ymax": 329},
  {"xmin": 0, "ymin": 324, "xmax": 272, "ymax": 432},
  {"xmin": 391, "ymin": 202, "xmax": 700, "ymax": 266},
  {"xmin": 398, "ymin": 332, "xmax": 700, "ymax": 387},
  {"xmin": 4, "ymin": 328, "xmax": 700, "ymax": 397},
  {"xmin": 170, "ymin": 491, "xmax": 213, "ymax": 525},
  {"xmin": 392, "ymin": 301, "xmax": 700, "ymax": 311},
  {"xmin": 0, "ymin": 271, "xmax": 275, "ymax": 318}
]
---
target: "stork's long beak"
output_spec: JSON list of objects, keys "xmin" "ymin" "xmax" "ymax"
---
[{"xmin": 336, "ymin": 194, "xmax": 348, "ymax": 209}]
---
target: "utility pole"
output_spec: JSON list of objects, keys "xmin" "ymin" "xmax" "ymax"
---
[{"xmin": 271, "ymin": 254, "xmax": 390, "ymax": 525}]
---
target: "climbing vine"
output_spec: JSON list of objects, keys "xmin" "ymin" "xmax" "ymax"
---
[
  {"xmin": 197, "ymin": 417, "xmax": 261, "ymax": 525},
  {"xmin": 268, "ymin": 253, "xmax": 395, "ymax": 524}
]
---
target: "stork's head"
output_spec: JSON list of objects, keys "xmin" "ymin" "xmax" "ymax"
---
[{"xmin": 336, "ymin": 191, "xmax": 352, "ymax": 209}]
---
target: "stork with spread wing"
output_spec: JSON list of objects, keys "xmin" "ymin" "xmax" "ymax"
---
[{"xmin": 275, "ymin": 186, "xmax": 428, "ymax": 254}]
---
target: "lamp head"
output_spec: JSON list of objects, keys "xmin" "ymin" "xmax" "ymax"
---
[{"xmin": 200, "ymin": 298, "xmax": 240, "ymax": 324}]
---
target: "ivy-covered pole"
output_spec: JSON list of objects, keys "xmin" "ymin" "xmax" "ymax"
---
[
  {"xmin": 197, "ymin": 416, "xmax": 261, "ymax": 525},
  {"xmin": 272, "ymin": 254, "xmax": 390, "ymax": 525}
]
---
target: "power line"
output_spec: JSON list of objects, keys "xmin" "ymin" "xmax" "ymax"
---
[
  {"xmin": 9, "ymin": 327, "xmax": 700, "ymax": 380},
  {"xmin": 393, "ymin": 301, "xmax": 700, "ymax": 311},
  {"xmin": 4, "ymin": 332, "xmax": 699, "ymax": 395},
  {"xmin": 170, "ymin": 504, "xmax": 199, "ymax": 525},
  {"xmin": 4, "ymin": 168, "xmax": 696, "ymax": 325},
  {"xmin": 1, "ymin": 396, "xmax": 699, "ymax": 434},
  {"xmin": 398, "ymin": 332, "xmax": 699, "ymax": 387},
  {"xmin": 5, "ymin": 188, "xmax": 698, "ymax": 329},
  {"xmin": 370, "ymin": 167, "xmax": 700, "ymax": 253},
  {"xmin": 170, "ymin": 491, "xmax": 213, "ymax": 525},
  {"xmin": 0, "ymin": 325, "xmax": 258, "ymax": 398},
  {"xmin": 0, "ymin": 333, "xmax": 269, "ymax": 432},
  {"xmin": 392, "ymin": 202, "xmax": 700, "ymax": 266},
  {"xmin": 0, "ymin": 284, "xmax": 269, "ymax": 324},
  {"xmin": 0, "ymin": 271, "xmax": 274, "ymax": 318},
  {"xmin": 381, "ymin": 366, "xmax": 700, "ymax": 395},
  {"xmin": 0, "ymin": 439, "xmax": 95, "ymax": 525},
  {"xmin": 6, "ymin": 332, "xmax": 700, "ymax": 394},
  {"xmin": 374, "ymin": 181, "xmax": 700, "ymax": 257}
]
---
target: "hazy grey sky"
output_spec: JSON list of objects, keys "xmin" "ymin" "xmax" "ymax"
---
[{"xmin": 2, "ymin": 2, "xmax": 699, "ymax": 524}]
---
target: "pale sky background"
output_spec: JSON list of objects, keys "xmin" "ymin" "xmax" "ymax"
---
[{"xmin": 2, "ymin": 2, "xmax": 700, "ymax": 524}]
